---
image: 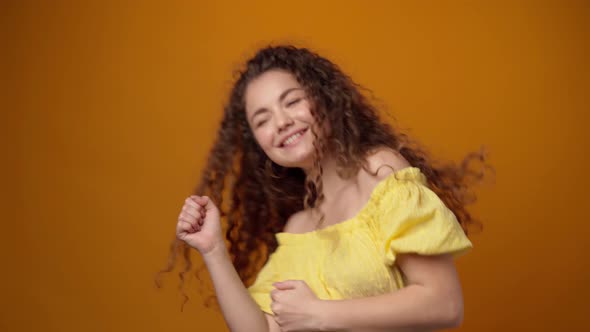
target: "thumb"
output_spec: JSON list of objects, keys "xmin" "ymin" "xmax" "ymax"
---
[
  {"xmin": 192, "ymin": 195, "xmax": 212, "ymax": 208},
  {"xmin": 190, "ymin": 195, "xmax": 208, "ymax": 204}
]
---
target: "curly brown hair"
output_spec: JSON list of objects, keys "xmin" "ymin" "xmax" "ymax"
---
[{"xmin": 155, "ymin": 45, "xmax": 491, "ymax": 311}]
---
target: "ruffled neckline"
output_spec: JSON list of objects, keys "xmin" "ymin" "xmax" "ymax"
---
[{"xmin": 275, "ymin": 166, "xmax": 427, "ymax": 244}]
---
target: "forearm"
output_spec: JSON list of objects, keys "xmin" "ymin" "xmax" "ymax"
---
[
  {"xmin": 317, "ymin": 284, "xmax": 463, "ymax": 332},
  {"xmin": 202, "ymin": 245, "xmax": 269, "ymax": 332}
]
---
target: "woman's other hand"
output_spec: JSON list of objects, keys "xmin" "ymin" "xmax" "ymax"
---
[
  {"xmin": 271, "ymin": 280, "xmax": 325, "ymax": 332},
  {"xmin": 176, "ymin": 195, "xmax": 223, "ymax": 256}
]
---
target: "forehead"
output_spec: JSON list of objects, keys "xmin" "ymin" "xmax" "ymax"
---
[{"xmin": 244, "ymin": 70, "xmax": 301, "ymax": 115}]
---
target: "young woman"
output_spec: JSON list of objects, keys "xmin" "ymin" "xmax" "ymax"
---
[{"xmin": 158, "ymin": 45, "xmax": 487, "ymax": 332}]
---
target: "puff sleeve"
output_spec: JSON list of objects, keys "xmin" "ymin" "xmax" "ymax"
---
[{"xmin": 373, "ymin": 170, "xmax": 473, "ymax": 266}]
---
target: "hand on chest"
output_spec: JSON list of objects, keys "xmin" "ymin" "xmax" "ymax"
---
[{"xmin": 277, "ymin": 224, "xmax": 400, "ymax": 300}]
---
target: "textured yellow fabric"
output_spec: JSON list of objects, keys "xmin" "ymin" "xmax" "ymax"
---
[{"xmin": 248, "ymin": 167, "xmax": 472, "ymax": 314}]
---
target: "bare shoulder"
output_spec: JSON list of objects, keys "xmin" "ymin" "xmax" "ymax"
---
[
  {"xmin": 364, "ymin": 146, "xmax": 412, "ymax": 180},
  {"xmin": 282, "ymin": 209, "xmax": 313, "ymax": 234}
]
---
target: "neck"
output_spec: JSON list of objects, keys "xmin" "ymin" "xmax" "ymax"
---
[{"xmin": 303, "ymin": 154, "xmax": 355, "ymax": 204}]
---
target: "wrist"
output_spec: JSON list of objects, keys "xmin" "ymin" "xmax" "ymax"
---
[
  {"xmin": 201, "ymin": 242, "xmax": 228, "ymax": 262},
  {"xmin": 315, "ymin": 299, "xmax": 340, "ymax": 332}
]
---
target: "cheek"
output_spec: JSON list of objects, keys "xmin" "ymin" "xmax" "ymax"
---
[
  {"xmin": 253, "ymin": 129, "xmax": 274, "ymax": 150},
  {"xmin": 297, "ymin": 101, "xmax": 324, "ymax": 131},
  {"xmin": 295, "ymin": 101, "xmax": 314, "ymax": 121}
]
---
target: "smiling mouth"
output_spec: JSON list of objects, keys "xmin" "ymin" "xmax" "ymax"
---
[{"xmin": 280, "ymin": 128, "xmax": 308, "ymax": 147}]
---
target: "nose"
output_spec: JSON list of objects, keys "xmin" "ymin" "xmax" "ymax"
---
[{"xmin": 274, "ymin": 108, "xmax": 294, "ymax": 133}]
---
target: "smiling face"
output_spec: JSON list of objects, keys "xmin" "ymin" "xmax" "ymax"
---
[{"xmin": 244, "ymin": 69, "xmax": 319, "ymax": 169}]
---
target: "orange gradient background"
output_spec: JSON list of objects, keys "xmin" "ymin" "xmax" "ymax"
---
[{"xmin": 2, "ymin": 1, "xmax": 589, "ymax": 331}]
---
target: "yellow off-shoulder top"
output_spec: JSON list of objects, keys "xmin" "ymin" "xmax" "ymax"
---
[{"xmin": 248, "ymin": 167, "xmax": 472, "ymax": 314}]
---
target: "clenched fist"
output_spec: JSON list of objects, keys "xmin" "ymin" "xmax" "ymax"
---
[{"xmin": 176, "ymin": 195, "xmax": 223, "ymax": 256}]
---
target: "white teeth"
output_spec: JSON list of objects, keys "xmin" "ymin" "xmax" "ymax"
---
[{"xmin": 283, "ymin": 132, "xmax": 302, "ymax": 146}]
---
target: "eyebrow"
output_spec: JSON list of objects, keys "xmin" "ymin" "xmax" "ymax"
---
[{"xmin": 249, "ymin": 87, "xmax": 303, "ymax": 123}]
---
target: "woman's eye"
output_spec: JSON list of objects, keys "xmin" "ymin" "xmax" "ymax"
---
[
  {"xmin": 256, "ymin": 120, "xmax": 267, "ymax": 128},
  {"xmin": 286, "ymin": 98, "xmax": 301, "ymax": 107}
]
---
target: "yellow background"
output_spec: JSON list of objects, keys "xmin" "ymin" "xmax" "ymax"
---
[{"xmin": 2, "ymin": 1, "xmax": 588, "ymax": 331}]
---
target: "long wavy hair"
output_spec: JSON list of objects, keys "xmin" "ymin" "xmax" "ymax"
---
[{"xmin": 155, "ymin": 45, "xmax": 491, "ymax": 311}]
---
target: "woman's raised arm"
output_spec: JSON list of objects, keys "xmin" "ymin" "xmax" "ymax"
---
[{"xmin": 176, "ymin": 195, "xmax": 276, "ymax": 332}]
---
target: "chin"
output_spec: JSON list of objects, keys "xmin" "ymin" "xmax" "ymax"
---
[
  {"xmin": 271, "ymin": 151, "xmax": 314, "ymax": 169},
  {"xmin": 273, "ymin": 157, "xmax": 312, "ymax": 169},
  {"xmin": 266, "ymin": 140, "xmax": 316, "ymax": 169}
]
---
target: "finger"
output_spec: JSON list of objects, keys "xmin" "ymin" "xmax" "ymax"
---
[
  {"xmin": 188, "ymin": 217, "xmax": 202, "ymax": 232},
  {"xmin": 273, "ymin": 316, "xmax": 283, "ymax": 327},
  {"xmin": 190, "ymin": 206, "xmax": 207, "ymax": 219},
  {"xmin": 270, "ymin": 289, "xmax": 279, "ymax": 301},
  {"xmin": 178, "ymin": 213, "xmax": 199, "ymax": 227},
  {"xmin": 270, "ymin": 303, "xmax": 280, "ymax": 316},
  {"xmin": 177, "ymin": 220, "xmax": 195, "ymax": 233},
  {"xmin": 179, "ymin": 216, "xmax": 201, "ymax": 232},
  {"xmin": 188, "ymin": 221, "xmax": 201, "ymax": 233},
  {"xmin": 182, "ymin": 205, "xmax": 199, "ymax": 219},
  {"xmin": 273, "ymin": 280, "xmax": 299, "ymax": 290},
  {"xmin": 184, "ymin": 197, "xmax": 199, "ymax": 208},
  {"xmin": 176, "ymin": 229, "xmax": 188, "ymax": 240}
]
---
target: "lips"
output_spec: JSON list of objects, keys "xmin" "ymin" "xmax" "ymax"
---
[{"xmin": 279, "ymin": 128, "xmax": 308, "ymax": 147}]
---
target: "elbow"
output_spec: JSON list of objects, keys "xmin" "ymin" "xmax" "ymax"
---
[
  {"xmin": 426, "ymin": 286, "xmax": 464, "ymax": 329},
  {"xmin": 440, "ymin": 296, "xmax": 464, "ymax": 328},
  {"xmin": 446, "ymin": 306, "xmax": 464, "ymax": 328}
]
